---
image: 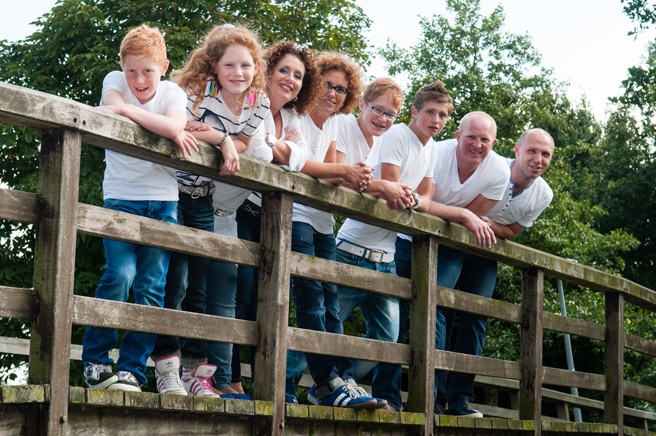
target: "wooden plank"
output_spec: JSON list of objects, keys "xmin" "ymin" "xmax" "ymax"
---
[
  {"xmin": 287, "ymin": 327, "xmax": 410, "ymax": 365},
  {"xmin": 625, "ymin": 381, "xmax": 656, "ymax": 403},
  {"xmin": 0, "ymin": 287, "xmax": 38, "ymax": 319},
  {"xmin": 518, "ymin": 268, "xmax": 543, "ymax": 433},
  {"xmin": 542, "ymin": 312, "xmax": 605, "ymax": 341},
  {"xmin": 406, "ymin": 235, "xmax": 437, "ymax": 436},
  {"xmin": 29, "ymin": 129, "xmax": 81, "ymax": 436},
  {"xmin": 3, "ymin": 82, "xmax": 656, "ymax": 312},
  {"xmin": 542, "ymin": 367, "xmax": 605, "ymax": 390},
  {"xmin": 72, "ymin": 295, "xmax": 258, "ymax": 345},
  {"xmin": 625, "ymin": 332, "xmax": 656, "ymax": 358},
  {"xmin": 435, "ymin": 350, "xmax": 522, "ymax": 380},
  {"xmin": 252, "ymin": 192, "xmax": 293, "ymax": 436},
  {"xmin": 77, "ymin": 203, "xmax": 260, "ymax": 267},
  {"xmin": 0, "ymin": 189, "xmax": 39, "ymax": 223},
  {"xmin": 604, "ymin": 292, "xmax": 624, "ymax": 427},
  {"xmin": 434, "ymin": 286, "xmax": 522, "ymax": 323}
]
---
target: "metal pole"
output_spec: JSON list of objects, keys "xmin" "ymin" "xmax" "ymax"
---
[{"xmin": 557, "ymin": 279, "xmax": 583, "ymax": 422}]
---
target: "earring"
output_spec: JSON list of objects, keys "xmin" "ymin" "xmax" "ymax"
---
[
  {"xmin": 248, "ymin": 91, "xmax": 256, "ymax": 105},
  {"xmin": 209, "ymin": 80, "xmax": 220, "ymax": 98}
]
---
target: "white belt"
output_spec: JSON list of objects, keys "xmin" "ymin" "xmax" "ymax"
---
[{"xmin": 336, "ymin": 239, "xmax": 394, "ymax": 263}]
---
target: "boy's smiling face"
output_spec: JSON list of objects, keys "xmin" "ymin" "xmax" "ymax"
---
[{"xmin": 120, "ymin": 54, "xmax": 169, "ymax": 104}]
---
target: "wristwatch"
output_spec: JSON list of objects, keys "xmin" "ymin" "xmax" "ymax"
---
[
  {"xmin": 411, "ymin": 192, "xmax": 422, "ymax": 210},
  {"xmin": 265, "ymin": 133, "xmax": 276, "ymax": 148}
]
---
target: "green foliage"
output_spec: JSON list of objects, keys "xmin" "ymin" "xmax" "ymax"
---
[{"xmin": 621, "ymin": 0, "xmax": 656, "ymax": 32}]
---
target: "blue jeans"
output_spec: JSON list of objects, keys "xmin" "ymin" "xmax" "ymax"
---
[
  {"xmin": 434, "ymin": 245, "xmax": 498, "ymax": 407},
  {"xmin": 232, "ymin": 199, "xmax": 261, "ymax": 383},
  {"xmin": 371, "ymin": 237, "xmax": 412, "ymax": 411},
  {"xmin": 153, "ymin": 191, "xmax": 214, "ymax": 359},
  {"xmin": 287, "ymin": 222, "xmax": 349, "ymax": 392},
  {"xmin": 206, "ymin": 258, "xmax": 238, "ymax": 389},
  {"xmin": 82, "ymin": 199, "xmax": 177, "ymax": 384}
]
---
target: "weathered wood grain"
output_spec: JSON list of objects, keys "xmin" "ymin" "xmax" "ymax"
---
[
  {"xmin": 252, "ymin": 192, "xmax": 293, "ymax": 436},
  {"xmin": 519, "ymin": 268, "xmax": 543, "ymax": 433},
  {"xmin": 29, "ymin": 129, "xmax": 81, "ymax": 436},
  {"xmin": 542, "ymin": 367, "xmax": 605, "ymax": 390},
  {"xmin": 625, "ymin": 381, "xmax": 656, "ymax": 404},
  {"xmin": 625, "ymin": 332, "xmax": 656, "ymax": 358},
  {"xmin": 0, "ymin": 287, "xmax": 37, "ymax": 319},
  {"xmin": 72, "ymin": 295, "xmax": 258, "ymax": 345},
  {"xmin": 434, "ymin": 349, "xmax": 522, "ymax": 380},
  {"xmin": 434, "ymin": 286, "xmax": 522, "ymax": 323},
  {"xmin": 0, "ymin": 189, "xmax": 39, "ymax": 223},
  {"xmin": 542, "ymin": 312, "xmax": 605, "ymax": 341},
  {"xmin": 406, "ymin": 235, "xmax": 437, "ymax": 436},
  {"xmin": 604, "ymin": 292, "xmax": 624, "ymax": 427},
  {"xmin": 2, "ymin": 81, "xmax": 654, "ymax": 312}
]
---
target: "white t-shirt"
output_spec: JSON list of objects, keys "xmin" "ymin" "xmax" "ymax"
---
[
  {"xmin": 191, "ymin": 87, "xmax": 270, "ymax": 214},
  {"xmin": 101, "ymin": 71, "xmax": 186, "ymax": 201},
  {"xmin": 397, "ymin": 138, "xmax": 510, "ymax": 242},
  {"xmin": 338, "ymin": 124, "xmax": 437, "ymax": 253},
  {"xmin": 485, "ymin": 158, "xmax": 553, "ymax": 228},
  {"xmin": 291, "ymin": 114, "xmax": 339, "ymax": 235},
  {"xmin": 431, "ymin": 139, "xmax": 509, "ymax": 206},
  {"xmin": 247, "ymin": 108, "xmax": 308, "ymax": 207},
  {"xmin": 336, "ymin": 114, "xmax": 382, "ymax": 167}
]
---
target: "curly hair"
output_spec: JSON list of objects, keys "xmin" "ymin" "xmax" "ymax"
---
[
  {"xmin": 314, "ymin": 52, "xmax": 363, "ymax": 115},
  {"xmin": 171, "ymin": 24, "xmax": 266, "ymax": 114},
  {"xmin": 263, "ymin": 41, "xmax": 323, "ymax": 116},
  {"xmin": 120, "ymin": 24, "xmax": 167, "ymax": 66},
  {"xmin": 413, "ymin": 80, "xmax": 453, "ymax": 115}
]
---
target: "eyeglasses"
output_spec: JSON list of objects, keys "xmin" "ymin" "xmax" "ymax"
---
[
  {"xmin": 367, "ymin": 102, "xmax": 399, "ymax": 121},
  {"xmin": 325, "ymin": 81, "xmax": 348, "ymax": 96}
]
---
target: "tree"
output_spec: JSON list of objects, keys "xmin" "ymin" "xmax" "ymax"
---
[
  {"xmin": 0, "ymin": 0, "xmax": 371, "ymax": 384},
  {"xmin": 621, "ymin": 0, "xmax": 656, "ymax": 33}
]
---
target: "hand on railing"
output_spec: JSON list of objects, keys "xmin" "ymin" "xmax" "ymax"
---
[
  {"xmin": 463, "ymin": 211, "xmax": 497, "ymax": 248},
  {"xmin": 218, "ymin": 136, "xmax": 240, "ymax": 176},
  {"xmin": 343, "ymin": 162, "xmax": 373, "ymax": 192},
  {"xmin": 171, "ymin": 130, "xmax": 200, "ymax": 158},
  {"xmin": 383, "ymin": 182, "xmax": 414, "ymax": 210}
]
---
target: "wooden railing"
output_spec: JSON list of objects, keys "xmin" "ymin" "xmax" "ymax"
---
[{"xmin": 0, "ymin": 80, "xmax": 655, "ymax": 436}]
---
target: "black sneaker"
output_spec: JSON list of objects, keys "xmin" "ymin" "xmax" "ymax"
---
[
  {"xmin": 448, "ymin": 403, "xmax": 483, "ymax": 418},
  {"xmin": 84, "ymin": 363, "xmax": 118, "ymax": 389},
  {"xmin": 107, "ymin": 371, "xmax": 141, "ymax": 392}
]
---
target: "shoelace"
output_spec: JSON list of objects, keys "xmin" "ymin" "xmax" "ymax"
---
[
  {"xmin": 197, "ymin": 375, "xmax": 214, "ymax": 392},
  {"xmin": 160, "ymin": 371, "xmax": 182, "ymax": 388},
  {"xmin": 354, "ymin": 386, "xmax": 368, "ymax": 397},
  {"xmin": 342, "ymin": 383, "xmax": 360, "ymax": 399}
]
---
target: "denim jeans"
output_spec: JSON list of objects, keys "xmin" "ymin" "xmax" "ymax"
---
[
  {"xmin": 434, "ymin": 245, "xmax": 498, "ymax": 407},
  {"xmin": 336, "ymin": 248, "xmax": 399, "ymax": 386},
  {"xmin": 152, "ymin": 191, "xmax": 214, "ymax": 360},
  {"xmin": 287, "ymin": 221, "xmax": 349, "ymax": 392},
  {"xmin": 371, "ymin": 237, "xmax": 412, "ymax": 410},
  {"xmin": 232, "ymin": 199, "xmax": 261, "ymax": 383},
  {"xmin": 82, "ymin": 199, "xmax": 177, "ymax": 384}
]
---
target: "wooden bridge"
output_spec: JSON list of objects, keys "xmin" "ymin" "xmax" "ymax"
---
[{"xmin": 0, "ymin": 81, "xmax": 654, "ymax": 435}]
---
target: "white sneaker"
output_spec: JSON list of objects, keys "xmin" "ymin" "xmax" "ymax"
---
[
  {"xmin": 181, "ymin": 363, "xmax": 220, "ymax": 397},
  {"xmin": 107, "ymin": 371, "xmax": 141, "ymax": 392},
  {"xmin": 155, "ymin": 355, "xmax": 187, "ymax": 396},
  {"xmin": 84, "ymin": 363, "xmax": 117, "ymax": 389}
]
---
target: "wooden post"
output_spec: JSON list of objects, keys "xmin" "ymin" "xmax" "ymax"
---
[
  {"xmin": 407, "ymin": 235, "xmax": 437, "ymax": 436},
  {"xmin": 519, "ymin": 268, "xmax": 543, "ymax": 435},
  {"xmin": 252, "ymin": 191, "xmax": 293, "ymax": 436},
  {"xmin": 29, "ymin": 129, "xmax": 81, "ymax": 435},
  {"xmin": 604, "ymin": 291, "xmax": 624, "ymax": 428}
]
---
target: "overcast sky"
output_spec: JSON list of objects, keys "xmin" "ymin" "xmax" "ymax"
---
[{"xmin": 2, "ymin": 0, "xmax": 654, "ymax": 120}]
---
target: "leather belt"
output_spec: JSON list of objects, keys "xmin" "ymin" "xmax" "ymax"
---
[
  {"xmin": 336, "ymin": 239, "xmax": 394, "ymax": 263},
  {"xmin": 178, "ymin": 182, "xmax": 215, "ymax": 199}
]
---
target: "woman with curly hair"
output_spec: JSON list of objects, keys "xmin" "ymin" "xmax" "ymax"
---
[{"xmin": 285, "ymin": 52, "xmax": 388, "ymax": 409}]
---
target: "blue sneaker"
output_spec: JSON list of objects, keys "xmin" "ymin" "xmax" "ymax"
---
[
  {"xmin": 307, "ymin": 385, "xmax": 319, "ymax": 405},
  {"xmin": 285, "ymin": 393, "xmax": 299, "ymax": 404},
  {"xmin": 317, "ymin": 384, "xmax": 379, "ymax": 409},
  {"xmin": 448, "ymin": 403, "xmax": 483, "ymax": 418}
]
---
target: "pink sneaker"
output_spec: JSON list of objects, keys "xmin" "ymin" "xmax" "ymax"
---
[
  {"xmin": 155, "ymin": 355, "xmax": 187, "ymax": 396},
  {"xmin": 181, "ymin": 363, "xmax": 220, "ymax": 397}
]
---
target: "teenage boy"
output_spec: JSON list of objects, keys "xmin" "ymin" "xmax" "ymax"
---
[
  {"xmin": 81, "ymin": 24, "xmax": 198, "ymax": 392},
  {"xmin": 334, "ymin": 81, "xmax": 453, "ymax": 411}
]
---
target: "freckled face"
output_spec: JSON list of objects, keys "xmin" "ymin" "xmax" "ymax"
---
[
  {"xmin": 268, "ymin": 54, "xmax": 305, "ymax": 106},
  {"xmin": 120, "ymin": 55, "xmax": 168, "ymax": 104}
]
